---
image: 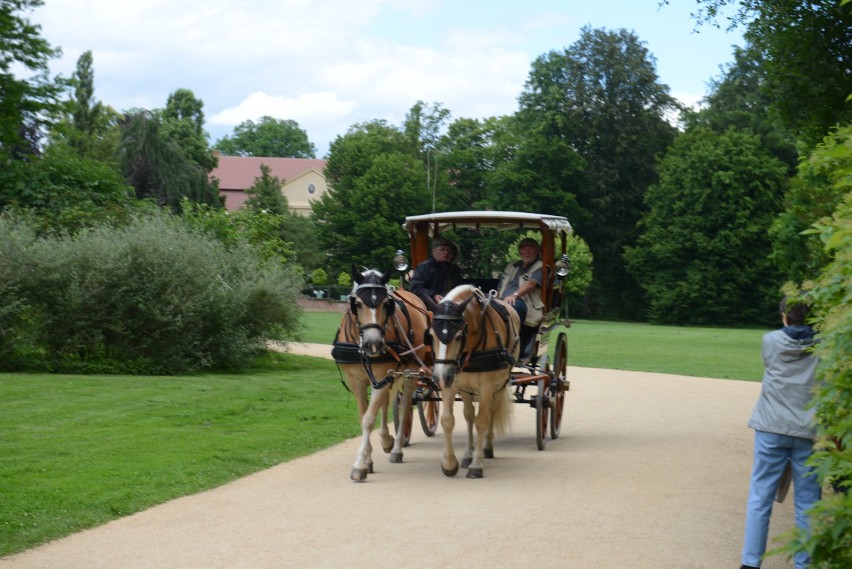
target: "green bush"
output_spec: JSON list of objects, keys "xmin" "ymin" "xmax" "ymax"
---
[{"xmin": 0, "ymin": 212, "xmax": 304, "ymax": 374}]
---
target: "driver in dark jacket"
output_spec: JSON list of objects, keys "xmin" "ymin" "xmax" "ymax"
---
[{"xmin": 410, "ymin": 237, "xmax": 463, "ymax": 303}]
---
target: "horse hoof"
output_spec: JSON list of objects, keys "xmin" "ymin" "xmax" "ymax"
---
[
  {"xmin": 442, "ymin": 463, "xmax": 459, "ymax": 477},
  {"xmin": 461, "ymin": 457, "xmax": 472, "ymax": 468},
  {"xmin": 367, "ymin": 462, "xmax": 374, "ymax": 474},
  {"xmin": 466, "ymin": 467, "xmax": 484, "ymax": 479},
  {"xmin": 484, "ymin": 448, "xmax": 494, "ymax": 459},
  {"xmin": 389, "ymin": 452, "xmax": 403, "ymax": 464},
  {"xmin": 350, "ymin": 468, "xmax": 368, "ymax": 482}
]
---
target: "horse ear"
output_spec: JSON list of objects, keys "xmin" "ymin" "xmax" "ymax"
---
[
  {"xmin": 386, "ymin": 296, "xmax": 395, "ymax": 316},
  {"xmin": 423, "ymin": 295, "xmax": 439, "ymax": 313},
  {"xmin": 458, "ymin": 294, "xmax": 475, "ymax": 312},
  {"xmin": 349, "ymin": 294, "xmax": 358, "ymax": 314},
  {"xmin": 381, "ymin": 269, "xmax": 393, "ymax": 285},
  {"xmin": 351, "ymin": 264, "xmax": 363, "ymax": 284}
]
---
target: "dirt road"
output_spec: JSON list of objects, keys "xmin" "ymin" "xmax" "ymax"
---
[{"xmin": 1, "ymin": 343, "xmax": 799, "ymax": 568}]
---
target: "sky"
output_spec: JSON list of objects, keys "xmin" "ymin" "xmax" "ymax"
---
[{"xmin": 31, "ymin": 0, "xmax": 746, "ymax": 158}]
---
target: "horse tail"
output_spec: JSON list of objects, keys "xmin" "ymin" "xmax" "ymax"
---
[{"xmin": 490, "ymin": 380, "xmax": 514, "ymax": 435}]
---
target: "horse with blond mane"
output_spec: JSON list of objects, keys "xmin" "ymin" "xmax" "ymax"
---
[
  {"xmin": 332, "ymin": 267, "xmax": 430, "ymax": 482},
  {"xmin": 424, "ymin": 284, "xmax": 521, "ymax": 478}
]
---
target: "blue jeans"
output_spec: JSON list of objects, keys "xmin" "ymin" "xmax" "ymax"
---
[{"xmin": 742, "ymin": 430, "xmax": 821, "ymax": 568}]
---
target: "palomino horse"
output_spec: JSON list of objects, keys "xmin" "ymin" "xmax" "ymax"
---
[
  {"xmin": 332, "ymin": 267, "xmax": 430, "ymax": 482},
  {"xmin": 424, "ymin": 284, "xmax": 521, "ymax": 478}
]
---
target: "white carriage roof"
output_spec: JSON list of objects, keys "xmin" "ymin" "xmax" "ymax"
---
[{"xmin": 403, "ymin": 211, "xmax": 572, "ymax": 234}]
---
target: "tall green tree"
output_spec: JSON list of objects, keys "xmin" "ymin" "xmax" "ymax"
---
[
  {"xmin": 312, "ymin": 120, "xmax": 430, "ymax": 273},
  {"xmin": 49, "ymin": 50, "xmax": 122, "ymax": 162},
  {"xmin": 243, "ymin": 164, "xmax": 288, "ymax": 215},
  {"xmin": 517, "ymin": 26, "xmax": 680, "ymax": 318},
  {"xmin": 686, "ymin": 0, "xmax": 852, "ymax": 147},
  {"xmin": 684, "ymin": 42, "xmax": 798, "ymax": 173},
  {"xmin": 161, "ymin": 88, "xmax": 217, "ymax": 171},
  {"xmin": 624, "ymin": 127, "xmax": 787, "ymax": 325},
  {"xmin": 0, "ymin": 0, "xmax": 64, "ymax": 158},
  {"xmin": 215, "ymin": 116, "xmax": 316, "ymax": 158},
  {"xmin": 117, "ymin": 110, "xmax": 220, "ymax": 210}
]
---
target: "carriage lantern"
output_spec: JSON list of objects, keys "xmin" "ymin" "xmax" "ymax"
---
[
  {"xmin": 555, "ymin": 254, "xmax": 570, "ymax": 277},
  {"xmin": 392, "ymin": 250, "xmax": 408, "ymax": 272}
]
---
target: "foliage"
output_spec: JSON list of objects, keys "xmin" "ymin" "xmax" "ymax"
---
[
  {"xmin": 686, "ymin": 0, "xmax": 852, "ymax": 148},
  {"xmin": 310, "ymin": 268, "xmax": 328, "ymax": 286},
  {"xmin": 46, "ymin": 50, "xmax": 122, "ymax": 162},
  {"xmin": 625, "ymin": 126, "xmax": 788, "ymax": 325},
  {"xmin": 0, "ymin": 212, "xmax": 304, "ymax": 374},
  {"xmin": 0, "ymin": 0, "xmax": 65, "ymax": 159},
  {"xmin": 279, "ymin": 212, "xmax": 325, "ymax": 271},
  {"xmin": 181, "ymin": 201, "xmax": 294, "ymax": 264},
  {"xmin": 776, "ymin": 123, "xmax": 852, "ymax": 569},
  {"xmin": 243, "ymin": 163, "xmax": 289, "ymax": 215},
  {"xmin": 116, "ymin": 110, "xmax": 221, "ymax": 210},
  {"xmin": 0, "ymin": 142, "xmax": 135, "ymax": 234},
  {"xmin": 160, "ymin": 88, "xmax": 218, "ymax": 171},
  {"xmin": 215, "ymin": 115, "xmax": 317, "ymax": 158},
  {"xmin": 683, "ymin": 42, "xmax": 798, "ymax": 173},
  {"xmin": 517, "ymin": 26, "xmax": 680, "ymax": 319},
  {"xmin": 336, "ymin": 271, "xmax": 352, "ymax": 287},
  {"xmin": 771, "ymin": 124, "xmax": 852, "ymax": 284},
  {"xmin": 312, "ymin": 120, "xmax": 432, "ymax": 274}
]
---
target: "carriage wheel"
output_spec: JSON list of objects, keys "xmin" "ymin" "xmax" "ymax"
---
[
  {"xmin": 550, "ymin": 332, "xmax": 568, "ymax": 440},
  {"xmin": 535, "ymin": 377, "xmax": 548, "ymax": 451},
  {"xmin": 392, "ymin": 391, "xmax": 413, "ymax": 447},
  {"xmin": 417, "ymin": 397, "xmax": 440, "ymax": 437}
]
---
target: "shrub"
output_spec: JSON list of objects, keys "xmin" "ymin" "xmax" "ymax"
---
[{"xmin": 0, "ymin": 212, "xmax": 304, "ymax": 374}]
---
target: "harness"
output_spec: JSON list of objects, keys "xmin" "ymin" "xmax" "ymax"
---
[{"xmin": 333, "ymin": 287, "xmax": 428, "ymax": 390}]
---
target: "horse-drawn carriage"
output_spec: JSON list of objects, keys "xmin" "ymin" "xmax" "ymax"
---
[{"xmin": 333, "ymin": 211, "xmax": 573, "ymax": 481}]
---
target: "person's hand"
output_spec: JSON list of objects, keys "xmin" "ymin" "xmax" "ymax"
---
[
  {"xmin": 506, "ymin": 293, "xmax": 518, "ymax": 305},
  {"xmin": 435, "ymin": 294, "xmax": 444, "ymax": 302}
]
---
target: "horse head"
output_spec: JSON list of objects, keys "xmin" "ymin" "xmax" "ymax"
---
[
  {"xmin": 349, "ymin": 265, "xmax": 395, "ymax": 357},
  {"xmin": 424, "ymin": 285, "xmax": 477, "ymax": 388}
]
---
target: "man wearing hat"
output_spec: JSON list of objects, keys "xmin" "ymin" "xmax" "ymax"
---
[
  {"xmin": 498, "ymin": 237, "xmax": 544, "ymax": 328},
  {"xmin": 411, "ymin": 237, "xmax": 463, "ymax": 303}
]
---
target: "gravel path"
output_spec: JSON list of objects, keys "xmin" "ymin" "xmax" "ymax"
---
[{"xmin": 1, "ymin": 343, "xmax": 799, "ymax": 569}]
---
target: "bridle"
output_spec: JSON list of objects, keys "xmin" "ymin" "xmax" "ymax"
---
[
  {"xmin": 430, "ymin": 298, "xmax": 472, "ymax": 372},
  {"xmin": 349, "ymin": 282, "xmax": 394, "ymax": 346}
]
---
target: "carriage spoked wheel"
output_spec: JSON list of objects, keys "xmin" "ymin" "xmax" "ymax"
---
[
  {"xmin": 550, "ymin": 332, "xmax": 568, "ymax": 440},
  {"xmin": 392, "ymin": 391, "xmax": 414, "ymax": 447},
  {"xmin": 535, "ymin": 377, "xmax": 548, "ymax": 451},
  {"xmin": 417, "ymin": 395, "xmax": 441, "ymax": 437}
]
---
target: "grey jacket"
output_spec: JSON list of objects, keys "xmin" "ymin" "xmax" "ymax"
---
[{"xmin": 748, "ymin": 326, "xmax": 819, "ymax": 440}]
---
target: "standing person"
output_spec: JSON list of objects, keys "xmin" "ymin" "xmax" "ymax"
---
[
  {"xmin": 741, "ymin": 297, "xmax": 822, "ymax": 569},
  {"xmin": 410, "ymin": 237, "xmax": 463, "ymax": 304},
  {"xmin": 497, "ymin": 237, "xmax": 544, "ymax": 327}
]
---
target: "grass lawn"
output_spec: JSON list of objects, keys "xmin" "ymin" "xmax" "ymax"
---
[
  {"xmin": 0, "ymin": 313, "xmax": 770, "ymax": 557},
  {"xmin": 0, "ymin": 353, "xmax": 358, "ymax": 557}
]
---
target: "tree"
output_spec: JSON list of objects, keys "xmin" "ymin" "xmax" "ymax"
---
[
  {"xmin": 686, "ymin": 0, "xmax": 852, "ymax": 148},
  {"xmin": 215, "ymin": 116, "xmax": 316, "ymax": 158},
  {"xmin": 770, "ymin": 124, "xmax": 852, "ymax": 284},
  {"xmin": 49, "ymin": 50, "xmax": 122, "ymax": 162},
  {"xmin": 0, "ymin": 0, "xmax": 64, "ymax": 158},
  {"xmin": 517, "ymin": 26, "xmax": 680, "ymax": 318},
  {"xmin": 684, "ymin": 42, "xmax": 798, "ymax": 173},
  {"xmin": 244, "ymin": 164, "xmax": 288, "ymax": 215},
  {"xmin": 312, "ymin": 121, "xmax": 431, "ymax": 273},
  {"xmin": 161, "ymin": 88, "xmax": 217, "ymax": 171},
  {"xmin": 116, "ymin": 110, "xmax": 220, "ymax": 210},
  {"xmin": 624, "ymin": 127, "xmax": 787, "ymax": 325},
  {"xmin": 0, "ymin": 142, "xmax": 134, "ymax": 234}
]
